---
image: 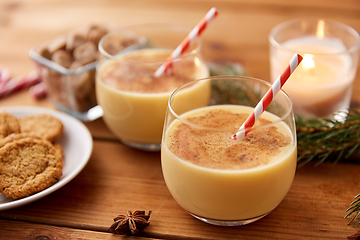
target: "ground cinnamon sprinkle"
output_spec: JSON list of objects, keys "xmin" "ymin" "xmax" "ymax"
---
[
  {"xmin": 168, "ymin": 108, "xmax": 292, "ymax": 170},
  {"xmin": 100, "ymin": 49, "xmax": 199, "ymax": 93}
]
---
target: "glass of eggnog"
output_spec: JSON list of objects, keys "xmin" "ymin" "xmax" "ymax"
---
[
  {"xmin": 96, "ymin": 24, "xmax": 209, "ymax": 151},
  {"xmin": 161, "ymin": 76, "xmax": 297, "ymax": 226}
]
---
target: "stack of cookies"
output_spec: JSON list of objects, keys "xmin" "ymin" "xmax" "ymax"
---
[{"xmin": 0, "ymin": 112, "xmax": 64, "ymax": 199}]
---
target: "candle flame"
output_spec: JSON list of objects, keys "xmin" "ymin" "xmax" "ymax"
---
[
  {"xmin": 316, "ymin": 20, "xmax": 325, "ymax": 38},
  {"xmin": 302, "ymin": 54, "xmax": 315, "ymax": 69}
]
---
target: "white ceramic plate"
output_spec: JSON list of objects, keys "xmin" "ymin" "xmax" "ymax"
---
[{"xmin": 0, "ymin": 106, "xmax": 93, "ymax": 211}]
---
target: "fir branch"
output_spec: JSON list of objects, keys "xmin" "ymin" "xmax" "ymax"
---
[
  {"xmin": 296, "ymin": 109, "xmax": 360, "ymax": 167},
  {"xmin": 208, "ymin": 61, "xmax": 246, "ymax": 77},
  {"xmin": 345, "ymin": 194, "xmax": 360, "ymax": 227}
]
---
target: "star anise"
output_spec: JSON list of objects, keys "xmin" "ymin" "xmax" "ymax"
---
[
  {"xmin": 348, "ymin": 230, "xmax": 360, "ymax": 240},
  {"xmin": 108, "ymin": 210, "xmax": 152, "ymax": 235}
]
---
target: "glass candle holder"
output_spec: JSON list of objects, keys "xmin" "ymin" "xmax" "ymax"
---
[
  {"xmin": 161, "ymin": 76, "xmax": 297, "ymax": 226},
  {"xmin": 269, "ymin": 18, "xmax": 360, "ymax": 119}
]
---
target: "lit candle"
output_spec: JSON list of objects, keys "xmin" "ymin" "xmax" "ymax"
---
[{"xmin": 269, "ymin": 19, "xmax": 360, "ymax": 119}]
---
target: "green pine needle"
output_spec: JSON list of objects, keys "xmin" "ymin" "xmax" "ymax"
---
[
  {"xmin": 345, "ymin": 194, "xmax": 360, "ymax": 227},
  {"xmin": 295, "ymin": 109, "xmax": 360, "ymax": 166}
]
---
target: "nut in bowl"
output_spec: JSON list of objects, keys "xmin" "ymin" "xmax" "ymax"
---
[{"xmin": 29, "ymin": 23, "xmax": 145, "ymax": 121}]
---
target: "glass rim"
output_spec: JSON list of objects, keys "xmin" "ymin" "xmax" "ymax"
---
[
  {"xmin": 98, "ymin": 23, "xmax": 203, "ymax": 64},
  {"xmin": 269, "ymin": 18, "xmax": 360, "ymax": 56},
  {"xmin": 29, "ymin": 47, "xmax": 97, "ymax": 76},
  {"xmin": 167, "ymin": 76, "xmax": 294, "ymax": 133}
]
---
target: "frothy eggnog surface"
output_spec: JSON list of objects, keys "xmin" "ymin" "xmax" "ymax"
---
[
  {"xmin": 161, "ymin": 105, "xmax": 297, "ymax": 220},
  {"xmin": 167, "ymin": 106, "xmax": 292, "ymax": 170},
  {"xmin": 99, "ymin": 48, "xmax": 206, "ymax": 93},
  {"xmin": 96, "ymin": 48, "xmax": 209, "ymax": 145}
]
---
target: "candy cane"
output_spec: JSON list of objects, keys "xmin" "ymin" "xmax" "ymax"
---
[
  {"xmin": 29, "ymin": 82, "xmax": 47, "ymax": 99},
  {"xmin": 0, "ymin": 70, "xmax": 41, "ymax": 98}
]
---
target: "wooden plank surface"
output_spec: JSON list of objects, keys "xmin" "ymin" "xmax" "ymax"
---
[
  {"xmin": 0, "ymin": 219, "xmax": 153, "ymax": 240},
  {"xmin": 0, "ymin": 0, "xmax": 360, "ymax": 239},
  {"xmin": 0, "ymin": 141, "xmax": 359, "ymax": 239}
]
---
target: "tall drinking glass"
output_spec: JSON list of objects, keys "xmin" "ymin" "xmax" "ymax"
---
[
  {"xmin": 96, "ymin": 24, "xmax": 209, "ymax": 151},
  {"xmin": 161, "ymin": 76, "xmax": 297, "ymax": 226}
]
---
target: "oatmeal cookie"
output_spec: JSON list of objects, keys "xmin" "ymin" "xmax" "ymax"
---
[
  {"xmin": 0, "ymin": 138, "xmax": 63, "ymax": 199},
  {"xmin": 0, "ymin": 132, "xmax": 64, "ymax": 160},
  {"xmin": 0, "ymin": 133, "xmax": 39, "ymax": 148},
  {"xmin": 19, "ymin": 114, "xmax": 63, "ymax": 142},
  {"xmin": 53, "ymin": 143, "xmax": 64, "ymax": 161},
  {"xmin": 0, "ymin": 112, "xmax": 20, "ymax": 138}
]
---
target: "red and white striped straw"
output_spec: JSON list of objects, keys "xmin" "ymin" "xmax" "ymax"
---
[
  {"xmin": 232, "ymin": 53, "xmax": 303, "ymax": 140},
  {"xmin": 0, "ymin": 70, "xmax": 41, "ymax": 99},
  {"xmin": 154, "ymin": 7, "xmax": 219, "ymax": 77}
]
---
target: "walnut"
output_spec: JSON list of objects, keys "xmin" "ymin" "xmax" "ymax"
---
[
  {"xmin": 51, "ymin": 50, "xmax": 73, "ymax": 68},
  {"xmin": 73, "ymin": 41, "xmax": 98, "ymax": 66}
]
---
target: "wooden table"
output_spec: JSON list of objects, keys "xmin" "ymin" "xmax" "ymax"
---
[{"xmin": 1, "ymin": 0, "xmax": 360, "ymax": 239}]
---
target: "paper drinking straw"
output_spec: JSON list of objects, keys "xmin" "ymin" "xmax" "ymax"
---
[
  {"xmin": 232, "ymin": 53, "xmax": 303, "ymax": 140},
  {"xmin": 154, "ymin": 7, "xmax": 219, "ymax": 77}
]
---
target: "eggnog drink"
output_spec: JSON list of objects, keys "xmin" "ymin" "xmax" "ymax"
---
[
  {"xmin": 161, "ymin": 105, "xmax": 297, "ymax": 223},
  {"xmin": 96, "ymin": 48, "xmax": 209, "ymax": 149}
]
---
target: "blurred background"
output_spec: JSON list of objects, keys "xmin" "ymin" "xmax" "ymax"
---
[{"xmin": 0, "ymin": 0, "xmax": 359, "ymax": 91}]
